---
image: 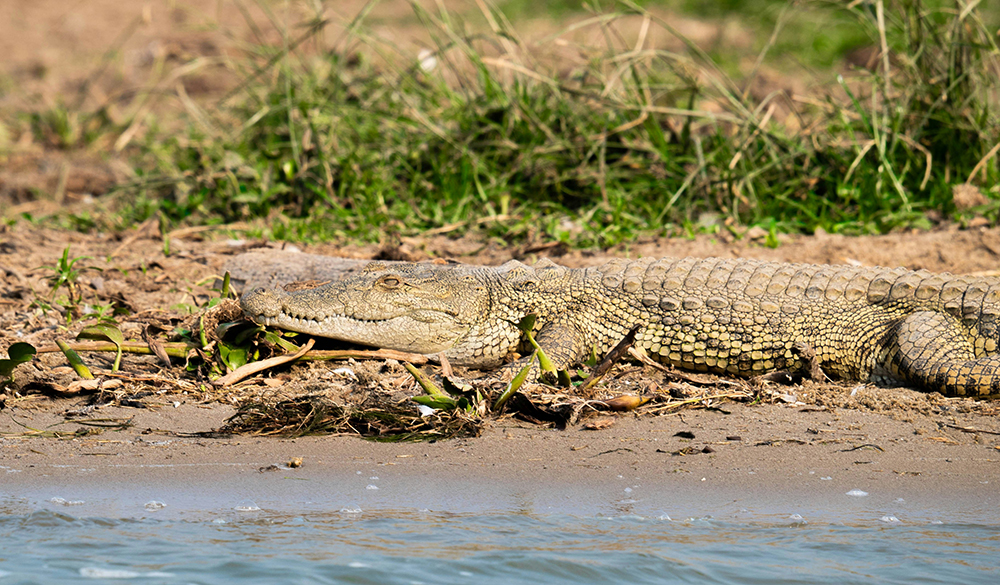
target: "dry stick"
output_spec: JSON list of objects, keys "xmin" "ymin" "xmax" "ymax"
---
[
  {"xmin": 36, "ymin": 341, "xmax": 192, "ymax": 358},
  {"xmin": 35, "ymin": 341, "xmax": 430, "ymax": 366},
  {"xmin": 577, "ymin": 325, "xmax": 641, "ymax": 396},
  {"xmin": 643, "ymin": 392, "xmax": 751, "ymax": 415},
  {"xmin": 211, "ymin": 343, "xmax": 432, "ymax": 387},
  {"xmin": 213, "ymin": 338, "xmax": 316, "ymax": 388},
  {"xmin": 300, "ymin": 348, "xmax": 430, "ymax": 364},
  {"xmin": 108, "ymin": 218, "xmax": 159, "ymax": 260},
  {"xmin": 966, "ymin": 139, "xmax": 1000, "ymax": 185},
  {"xmin": 943, "ymin": 423, "xmax": 1000, "ymax": 437}
]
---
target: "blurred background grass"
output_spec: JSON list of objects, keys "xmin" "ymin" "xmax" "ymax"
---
[{"xmin": 2, "ymin": 0, "xmax": 998, "ymax": 247}]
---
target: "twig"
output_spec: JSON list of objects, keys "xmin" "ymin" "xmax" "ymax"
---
[
  {"xmin": 643, "ymin": 392, "xmax": 751, "ymax": 415},
  {"xmin": 578, "ymin": 325, "xmax": 640, "ymax": 396},
  {"xmin": 213, "ymin": 338, "xmax": 316, "ymax": 387},
  {"xmin": 966, "ymin": 139, "xmax": 1000, "ymax": 184},
  {"xmin": 298, "ymin": 348, "xmax": 430, "ymax": 364},
  {"xmin": 35, "ymin": 341, "xmax": 193, "ymax": 358},
  {"xmin": 108, "ymin": 218, "xmax": 159, "ymax": 260},
  {"xmin": 943, "ymin": 423, "xmax": 1000, "ymax": 436}
]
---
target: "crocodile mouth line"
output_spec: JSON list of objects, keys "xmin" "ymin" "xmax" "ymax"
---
[{"xmin": 250, "ymin": 310, "xmax": 409, "ymax": 328}]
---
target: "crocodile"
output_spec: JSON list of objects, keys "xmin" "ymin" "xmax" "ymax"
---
[{"xmin": 239, "ymin": 256, "xmax": 1000, "ymax": 397}]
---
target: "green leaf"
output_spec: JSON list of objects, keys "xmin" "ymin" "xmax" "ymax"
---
[
  {"xmin": 0, "ymin": 342, "xmax": 37, "ymax": 378},
  {"xmin": 264, "ymin": 331, "xmax": 301, "ymax": 353},
  {"xmin": 514, "ymin": 314, "xmax": 555, "ymax": 372},
  {"xmin": 77, "ymin": 324, "xmax": 124, "ymax": 346},
  {"xmin": 216, "ymin": 320, "xmax": 248, "ymax": 340},
  {"xmin": 7, "ymin": 342, "xmax": 36, "ymax": 362},
  {"xmin": 77, "ymin": 324, "xmax": 124, "ymax": 372},
  {"xmin": 403, "ymin": 362, "xmax": 447, "ymax": 398},
  {"xmin": 412, "ymin": 394, "xmax": 459, "ymax": 410},
  {"xmin": 493, "ymin": 355, "xmax": 534, "ymax": 411},
  {"xmin": 516, "ymin": 314, "xmax": 537, "ymax": 334},
  {"xmin": 57, "ymin": 340, "xmax": 94, "ymax": 380},
  {"xmin": 218, "ymin": 341, "xmax": 248, "ymax": 370}
]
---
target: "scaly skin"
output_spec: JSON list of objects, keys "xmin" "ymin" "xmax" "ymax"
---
[{"xmin": 239, "ymin": 257, "xmax": 1000, "ymax": 396}]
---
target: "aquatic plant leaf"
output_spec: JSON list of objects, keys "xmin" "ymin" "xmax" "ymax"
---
[
  {"xmin": 493, "ymin": 355, "xmax": 534, "ymax": 411},
  {"xmin": 57, "ymin": 340, "xmax": 94, "ymax": 380},
  {"xmin": 412, "ymin": 394, "xmax": 459, "ymax": 410},
  {"xmin": 0, "ymin": 342, "xmax": 37, "ymax": 378},
  {"xmin": 218, "ymin": 341, "xmax": 249, "ymax": 370},
  {"xmin": 404, "ymin": 362, "xmax": 447, "ymax": 398},
  {"xmin": 77, "ymin": 324, "xmax": 125, "ymax": 371}
]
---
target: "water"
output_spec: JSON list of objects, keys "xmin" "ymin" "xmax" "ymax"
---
[{"xmin": 1, "ymin": 496, "xmax": 997, "ymax": 584}]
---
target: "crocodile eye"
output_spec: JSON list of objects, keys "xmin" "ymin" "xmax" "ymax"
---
[{"xmin": 379, "ymin": 276, "xmax": 401, "ymax": 288}]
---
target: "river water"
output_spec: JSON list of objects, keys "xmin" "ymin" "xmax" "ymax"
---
[{"xmin": 1, "ymin": 471, "xmax": 997, "ymax": 585}]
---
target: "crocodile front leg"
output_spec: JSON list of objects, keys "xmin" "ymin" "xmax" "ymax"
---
[{"xmin": 879, "ymin": 311, "xmax": 1000, "ymax": 396}]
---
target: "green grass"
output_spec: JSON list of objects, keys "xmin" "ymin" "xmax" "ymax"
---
[{"xmin": 13, "ymin": 0, "xmax": 1000, "ymax": 246}]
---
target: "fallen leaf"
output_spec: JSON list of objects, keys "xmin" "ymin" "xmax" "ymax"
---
[
  {"xmin": 600, "ymin": 394, "xmax": 652, "ymax": 411},
  {"xmin": 287, "ymin": 457, "xmax": 303, "ymax": 468},
  {"xmin": 583, "ymin": 418, "xmax": 614, "ymax": 431}
]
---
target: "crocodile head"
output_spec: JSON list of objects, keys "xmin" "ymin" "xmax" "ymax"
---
[{"xmin": 240, "ymin": 261, "xmax": 518, "ymax": 365}]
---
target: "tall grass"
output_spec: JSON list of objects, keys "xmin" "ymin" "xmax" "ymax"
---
[{"xmin": 106, "ymin": 0, "xmax": 1000, "ymax": 245}]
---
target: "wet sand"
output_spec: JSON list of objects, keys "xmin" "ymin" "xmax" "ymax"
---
[{"xmin": 3, "ymin": 401, "xmax": 998, "ymax": 523}]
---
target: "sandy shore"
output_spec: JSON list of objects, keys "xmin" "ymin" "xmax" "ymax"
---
[{"xmin": 3, "ymin": 400, "xmax": 998, "ymax": 523}]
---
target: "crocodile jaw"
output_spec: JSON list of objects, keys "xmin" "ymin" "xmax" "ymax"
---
[
  {"xmin": 250, "ymin": 311, "xmax": 467, "ymax": 355},
  {"xmin": 241, "ymin": 287, "xmax": 469, "ymax": 355}
]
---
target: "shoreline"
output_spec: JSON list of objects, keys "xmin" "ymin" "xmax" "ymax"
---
[{"xmin": 3, "ymin": 401, "xmax": 998, "ymax": 524}]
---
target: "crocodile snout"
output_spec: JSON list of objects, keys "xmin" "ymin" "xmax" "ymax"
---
[{"xmin": 240, "ymin": 287, "xmax": 287, "ymax": 320}]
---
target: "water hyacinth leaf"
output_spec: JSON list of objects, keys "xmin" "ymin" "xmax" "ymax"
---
[
  {"xmin": 0, "ymin": 342, "xmax": 37, "ymax": 378},
  {"xmin": 216, "ymin": 320, "xmax": 248, "ymax": 340},
  {"xmin": 264, "ymin": 331, "xmax": 302, "ymax": 353},
  {"xmin": 77, "ymin": 323, "xmax": 124, "ymax": 371},
  {"xmin": 412, "ymin": 394, "xmax": 459, "ymax": 410},
  {"xmin": 57, "ymin": 340, "xmax": 94, "ymax": 380},
  {"xmin": 493, "ymin": 355, "xmax": 534, "ymax": 411},
  {"xmin": 403, "ymin": 362, "xmax": 449, "ymax": 400},
  {"xmin": 515, "ymin": 314, "xmax": 556, "ymax": 373},
  {"xmin": 218, "ymin": 341, "xmax": 249, "ymax": 371},
  {"xmin": 516, "ymin": 314, "xmax": 537, "ymax": 335}
]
